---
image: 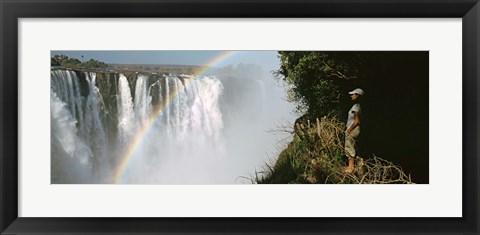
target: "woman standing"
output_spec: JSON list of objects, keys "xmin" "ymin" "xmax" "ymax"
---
[{"xmin": 344, "ymin": 88, "xmax": 364, "ymax": 173}]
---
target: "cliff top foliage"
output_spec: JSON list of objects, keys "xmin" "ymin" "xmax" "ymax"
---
[
  {"xmin": 250, "ymin": 117, "xmax": 413, "ymax": 184},
  {"xmin": 249, "ymin": 51, "xmax": 427, "ymax": 184},
  {"xmin": 51, "ymin": 54, "xmax": 108, "ymax": 69}
]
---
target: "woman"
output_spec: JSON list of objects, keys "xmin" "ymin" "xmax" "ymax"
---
[{"xmin": 344, "ymin": 88, "xmax": 364, "ymax": 173}]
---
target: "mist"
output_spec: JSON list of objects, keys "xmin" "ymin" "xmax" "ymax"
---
[{"xmin": 51, "ymin": 58, "xmax": 298, "ymax": 184}]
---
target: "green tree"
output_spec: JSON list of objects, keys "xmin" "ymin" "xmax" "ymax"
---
[
  {"xmin": 267, "ymin": 51, "xmax": 429, "ymax": 184},
  {"xmin": 275, "ymin": 51, "xmax": 364, "ymax": 121},
  {"xmin": 51, "ymin": 57, "xmax": 61, "ymax": 66},
  {"xmin": 51, "ymin": 54, "xmax": 109, "ymax": 69}
]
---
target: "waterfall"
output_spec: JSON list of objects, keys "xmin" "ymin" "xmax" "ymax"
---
[
  {"xmin": 172, "ymin": 77, "xmax": 180, "ymax": 133},
  {"xmin": 72, "ymin": 74, "xmax": 84, "ymax": 129},
  {"xmin": 51, "ymin": 70, "xmax": 106, "ymax": 183},
  {"xmin": 51, "ymin": 69, "xmax": 228, "ymax": 183},
  {"xmin": 51, "ymin": 91, "xmax": 93, "ymax": 183},
  {"xmin": 84, "ymin": 72, "xmax": 108, "ymax": 165},
  {"xmin": 134, "ymin": 75, "xmax": 152, "ymax": 125},
  {"xmin": 51, "ymin": 70, "xmax": 83, "ymax": 122},
  {"xmin": 51, "ymin": 91, "xmax": 92, "ymax": 164},
  {"xmin": 117, "ymin": 74, "xmax": 136, "ymax": 146},
  {"xmin": 178, "ymin": 80, "xmax": 190, "ymax": 140},
  {"xmin": 49, "ymin": 59, "xmax": 299, "ymax": 185},
  {"xmin": 148, "ymin": 80, "xmax": 162, "ymax": 130},
  {"xmin": 164, "ymin": 76, "xmax": 170, "ymax": 128}
]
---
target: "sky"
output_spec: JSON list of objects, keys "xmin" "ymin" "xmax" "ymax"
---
[{"xmin": 51, "ymin": 50, "xmax": 282, "ymax": 72}]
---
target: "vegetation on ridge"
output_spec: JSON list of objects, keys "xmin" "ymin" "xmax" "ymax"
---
[
  {"xmin": 250, "ymin": 51, "xmax": 427, "ymax": 184},
  {"xmin": 51, "ymin": 54, "xmax": 109, "ymax": 69},
  {"xmin": 253, "ymin": 117, "xmax": 413, "ymax": 184}
]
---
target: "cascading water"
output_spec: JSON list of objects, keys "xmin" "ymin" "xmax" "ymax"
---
[
  {"xmin": 51, "ymin": 70, "xmax": 228, "ymax": 184},
  {"xmin": 51, "ymin": 64, "xmax": 296, "ymax": 184},
  {"xmin": 164, "ymin": 77, "xmax": 170, "ymax": 132},
  {"xmin": 134, "ymin": 75, "xmax": 152, "ymax": 125},
  {"xmin": 51, "ymin": 70, "xmax": 84, "ymax": 122},
  {"xmin": 51, "ymin": 91, "xmax": 93, "ymax": 183},
  {"xmin": 117, "ymin": 74, "xmax": 136, "ymax": 146}
]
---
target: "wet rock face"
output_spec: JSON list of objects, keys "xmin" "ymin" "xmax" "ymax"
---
[
  {"xmin": 94, "ymin": 72, "xmax": 120, "ymax": 147},
  {"xmin": 73, "ymin": 70, "xmax": 90, "ymax": 97}
]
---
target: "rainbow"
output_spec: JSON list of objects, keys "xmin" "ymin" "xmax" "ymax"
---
[{"xmin": 113, "ymin": 51, "xmax": 236, "ymax": 183}]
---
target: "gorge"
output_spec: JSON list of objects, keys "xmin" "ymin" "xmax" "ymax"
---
[{"xmin": 51, "ymin": 67, "xmax": 296, "ymax": 184}]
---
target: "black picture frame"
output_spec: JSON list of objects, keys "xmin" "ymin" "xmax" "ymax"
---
[{"xmin": 1, "ymin": 0, "xmax": 479, "ymax": 234}]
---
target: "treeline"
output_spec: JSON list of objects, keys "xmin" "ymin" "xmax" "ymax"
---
[
  {"xmin": 51, "ymin": 55, "xmax": 109, "ymax": 69},
  {"xmin": 108, "ymin": 64, "xmax": 205, "ymax": 75}
]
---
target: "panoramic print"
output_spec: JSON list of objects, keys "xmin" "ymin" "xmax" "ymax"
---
[{"xmin": 50, "ymin": 51, "xmax": 428, "ymax": 184}]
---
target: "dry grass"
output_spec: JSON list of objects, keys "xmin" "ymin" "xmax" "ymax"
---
[{"xmin": 255, "ymin": 117, "xmax": 414, "ymax": 184}]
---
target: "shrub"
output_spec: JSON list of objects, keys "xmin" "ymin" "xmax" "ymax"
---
[{"xmin": 255, "ymin": 117, "xmax": 414, "ymax": 184}]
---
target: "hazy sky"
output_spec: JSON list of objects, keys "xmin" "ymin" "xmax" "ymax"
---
[{"xmin": 52, "ymin": 50, "xmax": 281, "ymax": 72}]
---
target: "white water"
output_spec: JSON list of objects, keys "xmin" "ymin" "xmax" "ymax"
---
[
  {"xmin": 50, "ymin": 90, "xmax": 93, "ymax": 183},
  {"xmin": 50, "ymin": 69, "xmax": 296, "ymax": 184},
  {"xmin": 51, "ymin": 70, "xmax": 83, "ymax": 122},
  {"xmin": 117, "ymin": 74, "xmax": 136, "ymax": 146},
  {"xmin": 134, "ymin": 75, "xmax": 152, "ymax": 125},
  {"xmin": 84, "ymin": 72, "xmax": 108, "ymax": 173},
  {"xmin": 164, "ymin": 76, "xmax": 170, "ymax": 131},
  {"xmin": 123, "ymin": 75, "xmax": 226, "ymax": 184}
]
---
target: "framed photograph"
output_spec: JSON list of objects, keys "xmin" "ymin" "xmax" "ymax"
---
[{"xmin": 1, "ymin": 0, "xmax": 478, "ymax": 234}]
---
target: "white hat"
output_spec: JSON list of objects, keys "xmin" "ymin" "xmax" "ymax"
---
[{"xmin": 348, "ymin": 88, "xmax": 364, "ymax": 96}]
